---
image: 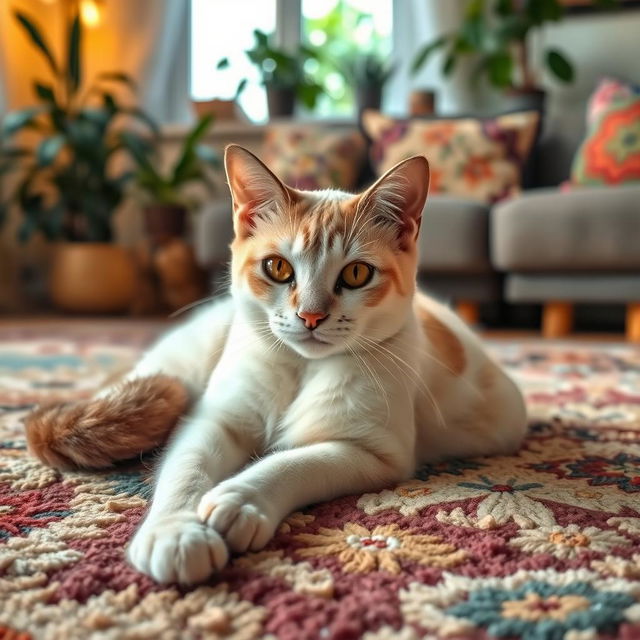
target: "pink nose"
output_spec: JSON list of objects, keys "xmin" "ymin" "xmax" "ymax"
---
[{"xmin": 297, "ymin": 311, "xmax": 328, "ymax": 330}]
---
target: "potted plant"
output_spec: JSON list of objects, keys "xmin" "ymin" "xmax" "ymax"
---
[
  {"xmin": 0, "ymin": 10, "xmax": 158, "ymax": 312},
  {"xmin": 123, "ymin": 114, "xmax": 219, "ymax": 244},
  {"xmin": 338, "ymin": 53, "xmax": 394, "ymax": 114},
  {"xmin": 231, "ymin": 29, "xmax": 324, "ymax": 118},
  {"xmin": 410, "ymin": 0, "xmax": 603, "ymax": 111}
]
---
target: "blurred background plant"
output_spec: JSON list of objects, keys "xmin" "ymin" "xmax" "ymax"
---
[
  {"xmin": 124, "ymin": 114, "xmax": 218, "ymax": 211},
  {"xmin": 219, "ymin": 29, "xmax": 324, "ymax": 117},
  {"xmin": 0, "ymin": 10, "xmax": 158, "ymax": 243},
  {"xmin": 411, "ymin": 0, "xmax": 619, "ymax": 94}
]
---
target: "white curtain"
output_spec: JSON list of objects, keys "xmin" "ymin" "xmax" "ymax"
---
[{"xmin": 387, "ymin": 0, "xmax": 479, "ymax": 116}]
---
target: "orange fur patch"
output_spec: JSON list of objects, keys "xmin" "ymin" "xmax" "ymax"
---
[
  {"xmin": 419, "ymin": 309, "xmax": 467, "ymax": 376},
  {"xmin": 25, "ymin": 375, "xmax": 189, "ymax": 470},
  {"xmin": 246, "ymin": 270, "xmax": 271, "ymax": 299},
  {"xmin": 364, "ymin": 279, "xmax": 392, "ymax": 307}
]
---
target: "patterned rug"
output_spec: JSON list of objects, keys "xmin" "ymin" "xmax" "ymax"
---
[{"xmin": 1, "ymin": 327, "xmax": 640, "ymax": 640}]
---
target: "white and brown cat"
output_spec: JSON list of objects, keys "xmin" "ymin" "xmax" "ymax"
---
[{"xmin": 26, "ymin": 145, "xmax": 527, "ymax": 585}]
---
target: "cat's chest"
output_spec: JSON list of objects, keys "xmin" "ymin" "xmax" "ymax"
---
[{"xmin": 268, "ymin": 357, "xmax": 372, "ymax": 448}]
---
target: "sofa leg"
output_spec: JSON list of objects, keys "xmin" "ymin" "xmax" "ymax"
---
[
  {"xmin": 626, "ymin": 303, "xmax": 640, "ymax": 342},
  {"xmin": 542, "ymin": 302, "xmax": 574, "ymax": 338},
  {"xmin": 456, "ymin": 301, "xmax": 480, "ymax": 326}
]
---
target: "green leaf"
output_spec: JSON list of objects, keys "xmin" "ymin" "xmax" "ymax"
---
[
  {"xmin": 67, "ymin": 14, "xmax": 82, "ymax": 93},
  {"xmin": 234, "ymin": 78, "xmax": 248, "ymax": 99},
  {"xmin": 465, "ymin": 0, "xmax": 486, "ymax": 18},
  {"xmin": 2, "ymin": 107, "xmax": 45, "ymax": 136},
  {"xmin": 442, "ymin": 50, "xmax": 458, "ymax": 77},
  {"xmin": 487, "ymin": 50, "xmax": 513, "ymax": 87},
  {"xmin": 216, "ymin": 57, "xmax": 230, "ymax": 70},
  {"xmin": 411, "ymin": 36, "xmax": 447, "ymax": 75},
  {"xmin": 297, "ymin": 83, "xmax": 323, "ymax": 110},
  {"xmin": 96, "ymin": 71, "xmax": 137, "ymax": 89},
  {"xmin": 172, "ymin": 115, "xmax": 214, "ymax": 183},
  {"xmin": 546, "ymin": 48, "xmax": 574, "ymax": 83},
  {"xmin": 36, "ymin": 135, "xmax": 65, "ymax": 167},
  {"xmin": 494, "ymin": 0, "xmax": 514, "ymax": 16},
  {"xmin": 34, "ymin": 82, "xmax": 56, "ymax": 104},
  {"xmin": 14, "ymin": 11, "xmax": 58, "ymax": 75}
]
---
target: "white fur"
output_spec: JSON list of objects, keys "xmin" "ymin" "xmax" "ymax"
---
[{"xmin": 124, "ymin": 150, "xmax": 527, "ymax": 585}]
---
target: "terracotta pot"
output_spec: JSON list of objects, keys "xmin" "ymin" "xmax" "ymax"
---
[
  {"xmin": 50, "ymin": 243, "xmax": 136, "ymax": 313},
  {"xmin": 409, "ymin": 89, "xmax": 436, "ymax": 116},
  {"xmin": 143, "ymin": 205, "xmax": 188, "ymax": 245}
]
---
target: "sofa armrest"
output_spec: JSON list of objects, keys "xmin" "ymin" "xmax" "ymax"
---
[
  {"xmin": 193, "ymin": 196, "xmax": 234, "ymax": 269},
  {"xmin": 492, "ymin": 185, "xmax": 640, "ymax": 271}
]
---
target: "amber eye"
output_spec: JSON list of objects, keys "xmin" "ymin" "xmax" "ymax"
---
[
  {"xmin": 263, "ymin": 256, "xmax": 294, "ymax": 283},
  {"xmin": 340, "ymin": 262, "xmax": 374, "ymax": 289}
]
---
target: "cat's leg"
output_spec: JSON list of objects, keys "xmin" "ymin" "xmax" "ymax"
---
[
  {"xmin": 25, "ymin": 298, "xmax": 234, "ymax": 469},
  {"xmin": 197, "ymin": 441, "xmax": 409, "ymax": 553},
  {"xmin": 126, "ymin": 409, "xmax": 252, "ymax": 584}
]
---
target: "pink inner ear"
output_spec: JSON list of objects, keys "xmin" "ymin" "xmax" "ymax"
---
[{"xmin": 235, "ymin": 201, "xmax": 258, "ymax": 238}]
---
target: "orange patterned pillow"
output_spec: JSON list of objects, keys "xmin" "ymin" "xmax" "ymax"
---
[
  {"xmin": 362, "ymin": 110, "xmax": 540, "ymax": 203},
  {"xmin": 262, "ymin": 124, "xmax": 367, "ymax": 191}
]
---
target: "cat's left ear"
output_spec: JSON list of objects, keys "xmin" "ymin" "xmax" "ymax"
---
[
  {"xmin": 224, "ymin": 145, "xmax": 294, "ymax": 239},
  {"xmin": 358, "ymin": 156, "xmax": 430, "ymax": 250}
]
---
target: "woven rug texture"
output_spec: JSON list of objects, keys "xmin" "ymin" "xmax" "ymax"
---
[{"xmin": 1, "ymin": 327, "xmax": 640, "ymax": 640}]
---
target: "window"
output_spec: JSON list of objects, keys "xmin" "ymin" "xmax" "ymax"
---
[
  {"xmin": 190, "ymin": 0, "xmax": 276, "ymax": 122},
  {"xmin": 190, "ymin": 0, "xmax": 392, "ymax": 122},
  {"xmin": 301, "ymin": 0, "xmax": 393, "ymax": 117}
]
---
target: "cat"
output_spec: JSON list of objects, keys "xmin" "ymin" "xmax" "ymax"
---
[{"xmin": 26, "ymin": 144, "xmax": 527, "ymax": 585}]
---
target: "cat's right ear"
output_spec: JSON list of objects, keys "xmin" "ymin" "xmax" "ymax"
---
[{"xmin": 224, "ymin": 145, "xmax": 293, "ymax": 239}]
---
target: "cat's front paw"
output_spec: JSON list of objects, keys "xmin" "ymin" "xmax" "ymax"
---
[
  {"xmin": 197, "ymin": 485, "xmax": 276, "ymax": 553},
  {"xmin": 126, "ymin": 512, "xmax": 228, "ymax": 585}
]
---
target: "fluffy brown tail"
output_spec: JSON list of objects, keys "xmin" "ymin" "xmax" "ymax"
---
[{"xmin": 25, "ymin": 375, "xmax": 190, "ymax": 470}]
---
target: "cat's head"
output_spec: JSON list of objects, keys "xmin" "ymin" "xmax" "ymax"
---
[{"xmin": 224, "ymin": 144, "xmax": 429, "ymax": 359}]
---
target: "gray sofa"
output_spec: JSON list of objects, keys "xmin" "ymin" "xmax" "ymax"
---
[{"xmin": 194, "ymin": 119, "xmax": 640, "ymax": 339}]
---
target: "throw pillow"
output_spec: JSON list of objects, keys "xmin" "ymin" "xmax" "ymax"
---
[
  {"xmin": 571, "ymin": 77, "xmax": 640, "ymax": 186},
  {"xmin": 362, "ymin": 110, "xmax": 540, "ymax": 203},
  {"xmin": 262, "ymin": 124, "xmax": 367, "ymax": 191}
]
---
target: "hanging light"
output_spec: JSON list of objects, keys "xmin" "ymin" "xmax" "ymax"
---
[{"xmin": 79, "ymin": 0, "xmax": 101, "ymax": 27}]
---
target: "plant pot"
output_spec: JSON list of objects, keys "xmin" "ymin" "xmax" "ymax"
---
[
  {"xmin": 502, "ymin": 88, "xmax": 546, "ymax": 113},
  {"xmin": 409, "ymin": 89, "xmax": 436, "ymax": 116},
  {"xmin": 50, "ymin": 243, "xmax": 136, "ymax": 313},
  {"xmin": 266, "ymin": 85, "xmax": 296, "ymax": 118},
  {"xmin": 192, "ymin": 99, "xmax": 249, "ymax": 122},
  {"xmin": 143, "ymin": 205, "xmax": 188, "ymax": 245},
  {"xmin": 356, "ymin": 84, "xmax": 382, "ymax": 115}
]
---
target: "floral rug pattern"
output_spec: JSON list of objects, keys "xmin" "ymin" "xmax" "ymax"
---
[{"xmin": 1, "ymin": 329, "xmax": 640, "ymax": 640}]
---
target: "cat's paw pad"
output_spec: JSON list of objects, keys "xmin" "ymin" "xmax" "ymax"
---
[
  {"xmin": 126, "ymin": 512, "xmax": 228, "ymax": 585},
  {"xmin": 197, "ymin": 487, "xmax": 275, "ymax": 553}
]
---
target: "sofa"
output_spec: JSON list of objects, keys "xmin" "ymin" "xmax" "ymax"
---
[{"xmin": 194, "ymin": 105, "xmax": 639, "ymax": 339}]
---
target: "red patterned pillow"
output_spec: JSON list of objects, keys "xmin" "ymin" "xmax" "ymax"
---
[
  {"xmin": 262, "ymin": 124, "xmax": 366, "ymax": 191},
  {"xmin": 362, "ymin": 110, "xmax": 540, "ymax": 203},
  {"xmin": 571, "ymin": 78, "xmax": 640, "ymax": 186}
]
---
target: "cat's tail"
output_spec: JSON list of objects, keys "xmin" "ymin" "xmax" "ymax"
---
[{"xmin": 25, "ymin": 375, "xmax": 189, "ymax": 470}]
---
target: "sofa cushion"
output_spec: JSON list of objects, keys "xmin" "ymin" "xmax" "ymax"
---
[
  {"xmin": 571, "ymin": 77, "xmax": 640, "ymax": 187},
  {"xmin": 262, "ymin": 123, "xmax": 367, "ymax": 191},
  {"xmin": 362, "ymin": 109, "xmax": 539, "ymax": 203},
  {"xmin": 492, "ymin": 186, "xmax": 640, "ymax": 271}
]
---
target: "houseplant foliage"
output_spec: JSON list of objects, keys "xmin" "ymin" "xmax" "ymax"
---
[
  {"xmin": 0, "ymin": 10, "xmax": 157, "ymax": 243},
  {"xmin": 221, "ymin": 29, "xmax": 324, "ymax": 117},
  {"xmin": 338, "ymin": 53, "xmax": 394, "ymax": 112},
  {"xmin": 123, "ymin": 114, "xmax": 219, "ymax": 241},
  {"xmin": 411, "ymin": 0, "xmax": 618, "ymax": 93},
  {"xmin": 0, "ymin": 10, "xmax": 158, "ymax": 312}
]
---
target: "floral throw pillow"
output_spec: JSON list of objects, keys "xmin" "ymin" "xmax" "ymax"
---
[
  {"xmin": 262, "ymin": 124, "xmax": 367, "ymax": 191},
  {"xmin": 362, "ymin": 110, "xmax": 540, "ymax": 203},
  {"xmin": 571, "ymin": 77, "xmax": 640, "ymax": 186}
]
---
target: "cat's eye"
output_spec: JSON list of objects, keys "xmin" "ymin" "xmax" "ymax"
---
[
  {"xmin": 263, "ymin": 256, "xmax": 294, "ymax": 283},
  {"xmin": 339, "ymin": 262, "xmax": 374, "ymax": 289}
]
